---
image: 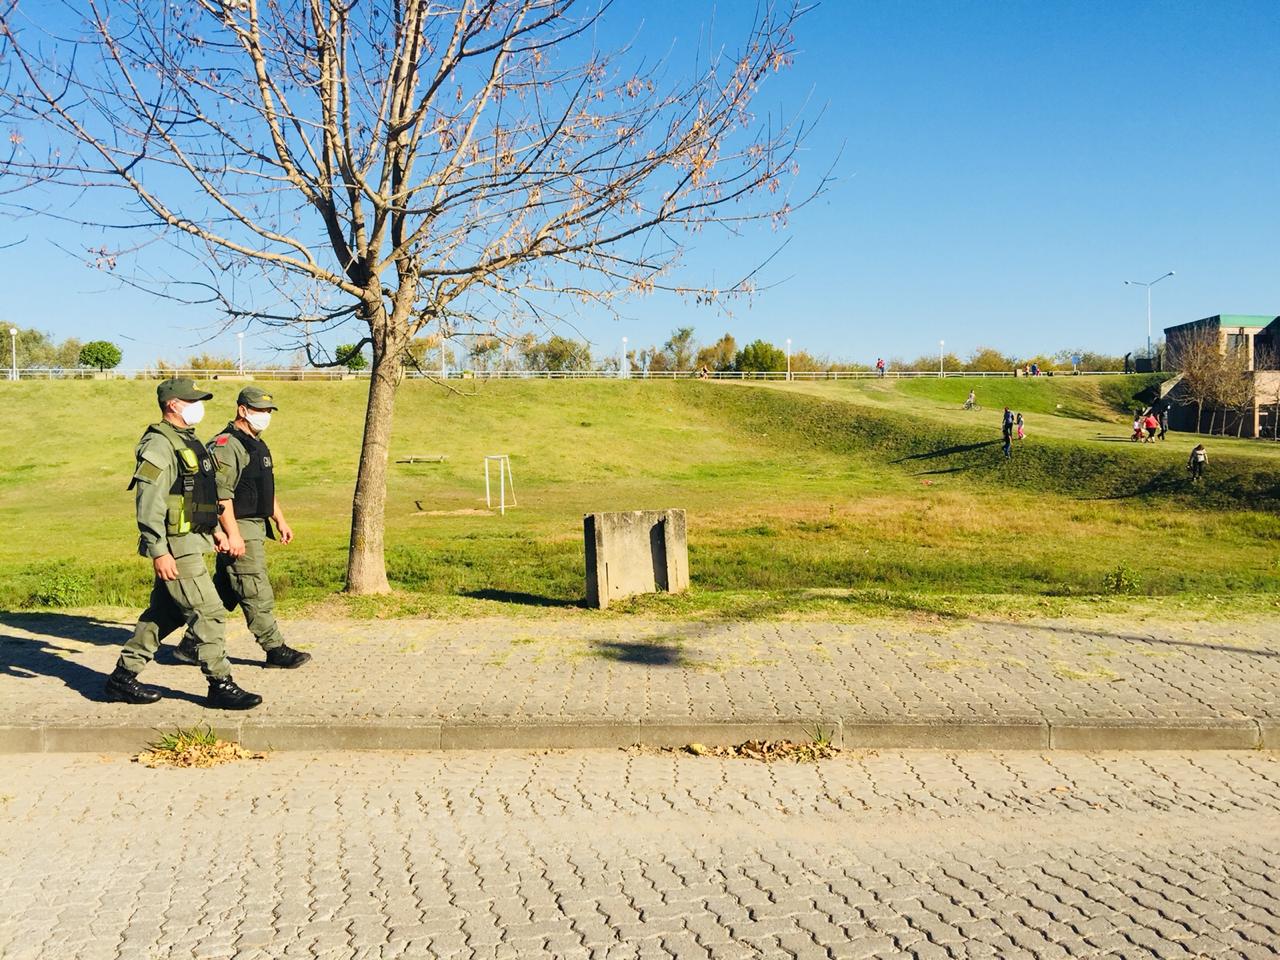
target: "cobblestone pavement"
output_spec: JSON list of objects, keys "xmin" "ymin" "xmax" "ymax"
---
[
  {"xmin": 2, "ymin": 749, "xmax": 1278, "ymax": 959},
  {"xmin": 1, "ymin": 616, "xmax": 1277, "ymax": 727}
]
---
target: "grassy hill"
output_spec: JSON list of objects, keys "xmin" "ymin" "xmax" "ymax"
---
[{"xmin": 1, "ymin": 376, "xmax": 1277, "ymax": 620}]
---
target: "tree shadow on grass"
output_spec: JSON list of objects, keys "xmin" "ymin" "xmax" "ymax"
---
[
  {"xmin": 891, "ymin": 440, "xmax": 999, "ymax": 464},
  {"xmin": 461, "ymin": 589, "xmax": 584, "ymax": 609},
  {"xmin": 0, "ymin": 613, "xmax": 206, "ymax": 705}
]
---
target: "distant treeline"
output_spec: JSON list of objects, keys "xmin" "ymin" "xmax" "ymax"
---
[{"xmin": 7, "ymin": 324, "xmax": 1132, "ymax": 374}]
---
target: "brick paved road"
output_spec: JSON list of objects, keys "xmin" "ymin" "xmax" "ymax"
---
[
  {"xmin": 2, "ymin": 749, "xmax": 1278, "ymax": 959},
  {"xmin": 1, "ymin": 617, "xmax": 1277, "ymax": 728}
]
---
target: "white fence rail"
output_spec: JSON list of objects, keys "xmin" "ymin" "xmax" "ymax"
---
[{"xmin": 6, "ymin": 367, "xmax": 1136, "ymax": 382}]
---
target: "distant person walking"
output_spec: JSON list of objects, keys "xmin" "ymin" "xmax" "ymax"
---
[
  {"xmin": 1131, "ymin": 413, "xmax": 1144, "ymax": 442},
  {"xmin": 876, "ymin": 357, "xmax": 886, "ymax": 378},
  {"xmin": 1002, "ymin": 407, "xmax": 1014, "ymax": 460},
  {"xmin": 1159, "ymin": 408, "xmax": 1169, "ymax": 440},
  {"xmin": 1143, "ymin": 411, "xmax": 1160, "ymax": 442},
  {"xmin": 1188, "ymin": 443, "xmax": 1208, "ymax": 482},
  {"xmin": 1015, "ymin": 412, "xmax": 1025, "ymax": 440}
]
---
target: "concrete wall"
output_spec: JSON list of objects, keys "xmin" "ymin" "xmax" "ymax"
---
[{"xmin": 584, "ymin": 510, "xmax": 689, "ymax": 609}]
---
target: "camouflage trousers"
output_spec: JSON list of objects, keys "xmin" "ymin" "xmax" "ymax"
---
[
  {"xmin": 119, "ymin": 552, "xmax": 231, "ymax": 680},
  {"xmin": 214, "ymin": 535, "xmax": 285, "ymax": 652}
]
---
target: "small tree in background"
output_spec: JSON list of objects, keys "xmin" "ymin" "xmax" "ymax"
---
[
  {"xmin": 522, "ymin": 335, "xmax": 591, "ymax": 372},
  {"xmin": 695, "ymin": 333, "xmax": 738, "ymax": 371},
  {"xmin": 78, "ymin": 340, "xmax": 122, "ymax": 371},
  {"xmin": 336, "ymin": 344, "xmax": 368, "ymax": 372},
  {"xmin": 662, "ymin": 327, "xmax": 697, "ymax": 371},
  {"xmin": 8, "ymin": 328, "xmax": 82, "ymax": 369},
  {"xmin": 184, "ymin": 353, "xmax": 237, "ymax": 371},
  {"xmin": 965, "ymin": 346, "xmax": 1017, "ymax": 372},
  {"xmin": 734, "ymin": 339, "xmax": 787, "ymax": 373}
]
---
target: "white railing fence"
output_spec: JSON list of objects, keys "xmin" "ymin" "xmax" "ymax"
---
[{"xmin": 5, "ymin": 367, "xmax": 1136, "ymax": 382}]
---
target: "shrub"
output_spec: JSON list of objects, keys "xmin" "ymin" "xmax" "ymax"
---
[
  {"xmin": 1101, "ymin": 563, "xmax": 1142, "ymax": 595},
  {"xmin": 26, "ymin": 568, "xmax": 90, "ymax": 607},
  {"xmin": 734, "ymin": 339, "xmax": 787, "ymax": 373}
]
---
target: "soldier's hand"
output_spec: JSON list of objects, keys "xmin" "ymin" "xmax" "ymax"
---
[
  {"xmin": 276, "ymin": 520, "xmax": 293, "ymax": 545},
  {"xmin": 153, "ymin": 555, "xmax": 179, "ymax": 581},
  {"xmin": 228, "ymin": 534, "xmax": 246, "ymax": 558}
]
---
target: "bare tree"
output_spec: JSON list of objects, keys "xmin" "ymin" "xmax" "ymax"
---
[
  {"xmin": 0, "ymin": 0, "xmax": 820, "ymax": 592},
  {"xmin": 1212, "ymin": 341, "xmax": 1252, "ymax": 437},
  {"xmin": 1171, "ymin": 327, "xmax": 1222, "ymax": 434}
]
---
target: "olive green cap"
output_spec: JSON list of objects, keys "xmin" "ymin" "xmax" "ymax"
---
[
  {"xmin": 156, "ymin": 377, "xmax": 213, "ymax": 405},
  {"xmin": 237, "ymin": 385, "xmax": 279, "ymax": 410}
]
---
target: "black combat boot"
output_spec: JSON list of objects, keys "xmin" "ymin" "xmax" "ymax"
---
[
  {"xmin": 172, "ymin": 635, "xmax": 201, "ymax": 665},
  {"xmin": 104, "ymin": 665, "xmax": 162, "ymax": 705},
  {"xmin": 207, "ymin": 676, "xmax": 263, "ymax": 711},
  {"xmin": 265, "ymin": 645, "xmax": 312, "ymax": 669}
]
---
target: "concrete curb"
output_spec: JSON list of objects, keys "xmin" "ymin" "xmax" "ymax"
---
[{"xmin": 0, "ymin": 716, "xmax": 1273, "ymax": 754}]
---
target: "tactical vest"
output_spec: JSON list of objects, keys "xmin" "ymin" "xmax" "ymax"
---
[
  {"xmin": 224, "ymin": 424, "xmax": 276, "ymax": 522},
  {"xmin": 131, "ymin": 421, "xmax": 221, "ymax": 535}
]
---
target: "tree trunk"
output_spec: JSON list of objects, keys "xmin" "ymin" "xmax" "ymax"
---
[{"xmin": 345, "ymin": 351, "xmax": 400, "ymax": 594}]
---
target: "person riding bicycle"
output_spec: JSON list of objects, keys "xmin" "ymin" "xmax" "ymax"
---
[{"xmin": 963, "ymin": 389, "xmax": 976, "ymax": 410}]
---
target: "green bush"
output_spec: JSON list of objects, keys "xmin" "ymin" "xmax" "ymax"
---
[
  {"xmin": 1101, "ymin": 563, "xmax": 1142, "ymax": 595},
  {"xmin": 26, "ymin": 568, "xmax": 91, "ymax": 607}
]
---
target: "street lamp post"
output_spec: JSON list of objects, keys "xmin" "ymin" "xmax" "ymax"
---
[
  {"xmin": 8, "ymin": 327, "xmax": 16, "ymax": 381},
  {"xmin": 785, "ymin": 338, "xmax": 792, "ymax": 381},
  {"xmin": 236, "ymin": 331, "xmax": 245, "ymax": 374},
  {"xmin": 1124, "ymin": 271, "xmax": 1175, "ymax": 359},
  {"xmin": 621, "ymin": 337, "xmax": 628, "ymax": 379},
  {"xmin": 939, "ymin": 340, "xmax": 945, "ymax": 378}
]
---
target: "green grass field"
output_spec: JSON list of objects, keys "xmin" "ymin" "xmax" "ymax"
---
[{"xmin": 2, "ymin": 375, "xmax": 1278, "ymax": 621}]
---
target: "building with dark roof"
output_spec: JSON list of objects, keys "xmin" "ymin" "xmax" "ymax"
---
[{"xmin": 1163, "ymin": 314, "xmax": 1280, "ymax": 437}]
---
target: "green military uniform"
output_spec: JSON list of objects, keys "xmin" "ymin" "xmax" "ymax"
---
[
  {"xmin": 209, "ymin": 390, "xmax": 285, "ymax": 653},
  {"xmin": 117, "ymin": 392, "xmax": 232, "ymax": 681}
]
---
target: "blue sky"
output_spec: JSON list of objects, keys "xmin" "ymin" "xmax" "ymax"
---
[{"xmin": 2, "ymin": 0, "xmax": 1278, "ymax": 367}]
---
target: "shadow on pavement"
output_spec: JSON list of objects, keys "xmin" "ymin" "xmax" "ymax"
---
[
  {"xmin": 0, "ymin": 612, "xmax": 131, "ymax": 646},
  {"xmin": 0, "ymin": 614, "xmax": 207, "ymax": 705},
  {"xmin": 966, "ymin": 618, "xmax": 1277, "ymax": 659},
  {"xmin": 590, "ymin": 640, "xmax": 686, "ymax": 666}
]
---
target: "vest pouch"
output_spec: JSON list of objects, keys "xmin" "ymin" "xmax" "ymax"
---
[{"xmin": 166, "ymin": 492, "xmax": 192, "ymax": 535}]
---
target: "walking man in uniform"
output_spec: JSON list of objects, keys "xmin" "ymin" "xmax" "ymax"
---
[
  {"xmin": 105, "ymin": 378, "xmax": 263, "ymax": 709},
  {"xmin": 175, "ymin": 386, "xmax": 310, "ymax": 669}
]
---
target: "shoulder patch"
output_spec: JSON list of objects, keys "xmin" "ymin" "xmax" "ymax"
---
[
  {"xmin": 215, "ymin": 435, "xmax": 230, "ymax": 446},
  {"xmin": 133, "ymin": 460, "xmax": 163, "ymax": 483}
]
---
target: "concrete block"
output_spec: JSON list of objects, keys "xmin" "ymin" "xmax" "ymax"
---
[
  {"xmin": 584, "ymin": 509, "xmax": 689, "ymax": 609},
  {"xmin": 1260, "ymin": 720, "xmax": 1280, "ymax": 750},
  {"xmin": 238, "ymin": 723, "xmax": 442, "ymax": 752},
  {"xmin": 0, "ymin": 725, "xmax": 44, "ymax": 753},
  {"xmin": 841, "ymin": 718, "xmax": 1049, "ymax": 750},
  {"xmin": 1049, "ymin": 718, "xmax": 1261, "ymax": 751},
  {"xmin": 638, "ymin": 720, "xmax": 843, "ymax": 749},
  {"xmin": 42, "ymin": 724, "xmax": 186, "ymax": 754},
  {"xmin": 440, "ymin": 722, "xmax": 641, "ymax": 751}
]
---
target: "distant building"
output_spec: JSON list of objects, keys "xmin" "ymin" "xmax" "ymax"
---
[
  {"xmin": 1163, "ymin": 314, "xmax": 1280, "ymax": 437},
  {"xmin": 1164, "ymin": 314, "xmax": 1275, "ymax": 371}
]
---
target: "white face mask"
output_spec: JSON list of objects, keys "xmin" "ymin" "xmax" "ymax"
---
[
  {"xmin": 245, "ymin": 410, "xmax": 272, "ymax": 433},
  {"xmin": 179, "ymin": 400, "xmax": 205, "ymax": 426}
]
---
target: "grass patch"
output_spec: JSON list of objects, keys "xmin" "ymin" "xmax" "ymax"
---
[
  {"xmin": 134, "ymin": 725, "xmax": 265, "ymax": 768},
  {"xmin": 2, "ymin": 377, "xmax": 1278, "ymax": 621}
]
